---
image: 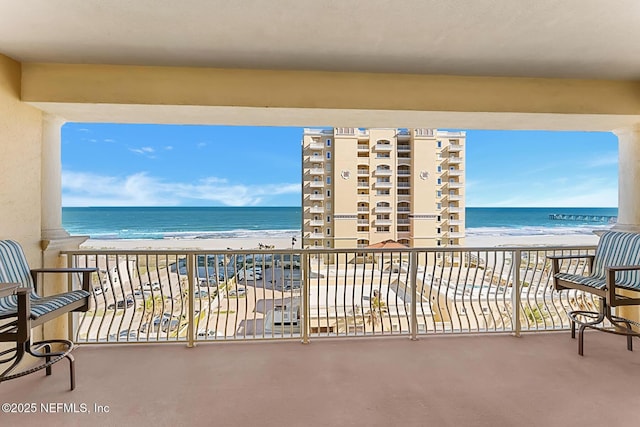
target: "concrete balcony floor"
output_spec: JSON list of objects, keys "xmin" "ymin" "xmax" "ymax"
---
[{"xmin": 3, "ymin": 332, "xmax": 639, "ymax": 427}]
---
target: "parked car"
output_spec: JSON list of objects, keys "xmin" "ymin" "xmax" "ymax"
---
[
  {"xmin": 93, "ymin": 281, "xmax": 111, "ymax": 295},
  {"xmin": 228, "ymin": 286, "xmax": 246, "ymax": 297},
  {"xmin": 133, "ymin": 289, "xmax": 151, "ymax": 299},
  {"xmin": 237, "ymin": 268, "xmax": 262, "ymax": 281},
  {"xmin": 141, "ymin": 282, "xmax": 161, "ymax": 291},
  {"xmin": 107, "ymin": 295, "xmax": 134, "ymax": 310},
  {"xmin": 193, "ymin": 289, "xmax": 210, "ymax": 298}
]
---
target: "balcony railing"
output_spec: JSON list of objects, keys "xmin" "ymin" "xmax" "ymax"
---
[
  {"xmin": 309, "ymin": 181, "xmax": 325, "ymax": 188},
  {"xmin": 308, "ymin": 168, "xmax": 325, "ymax": 175},
  {"xmin": 63, "ymin": 244, "xmax": 598, "ymax": 344},
  {"xmin": 309, "ymin": 194, "xmax": 325, "ymax": 201}
]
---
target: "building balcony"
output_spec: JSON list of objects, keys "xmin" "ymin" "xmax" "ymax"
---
[
  {"xmin": 309, "ymin": 181, "xmax": 325, "ymax": 188},
  {"xmin": 308, "ymin": 141, "xmax": 325, "ymax": 150},
  {"xmin": 448, "ymin": 207, "xmax": 464, "ymax": 213},
  {"xmin": 374, "ymin": 181, "xmax": 392, "ymax": 188},
  {"xmin": 374, "ymin": 206, "xmax": 392, "ymax": 213},
  {"xmin": 397, "ymin": 219, "xmax": 410, "ymax": 225},
  {"xmin": 396, "ymin": 144, "xmax": 411, "ymax": 152},
  {"xmin": 449, "ymin": 232, "xmax": 465, "ymax": 238},
  {"xmin": 307, "ymin": 220, "xmax": 324, "ymax": 227},
  {"xmin": 397, "ymin": 158, "xmax": 411, "ymax": 165},
  {"xmin": 397, "ymin": 182, "xmax": 410, "ymax": 188},
  {"xmin": 397, "ymin": 207, "xmax": 411, "ymax": 212},
  {"xmin": 357, "ymin": 157, "xmax": 370, "ymax": 165},
  {"xmin": 308, "ymin": 206, "xmax": 324, "ymax": 213},
  {"xmin": 448, "ymin": 219, "xmax": 464, "ymax": 226},
  {"xmin": 447, "ymin": 194, "xmax": 462, "ymax": 201},
  {"xmin": 8, "ymin": 243, "xmax": 631, "ymax": 425},
  {"xmin": 357, "ymin": 219, "xmax": 369, "ymax": 225},
  {"xmin": 6, "ymin": 331, "xmax": 629, "ymax": 426},
  {"xmin": 306, "ymin": 232, "xmax": 325, "ymax": 239},
  {"xmin": 374, "ymin": 218, "xmax": 392, "ymax": 225},
  {"xmin": 447, "ymin": 157, "xmax": 463, "ymax": 165},
  {"xmin": 308, "ymin": 168, "xmax": 325, "ymax": 175},
  {"xmin": 448, "ymin": 181, "xmax": 463, "ymax": 189},
  {"xmin": 357, "ymin": 207, "xmax": 369, "ymax": 212},
  {"xmin": 306, "ymin": 156, "xmax": 325, "ymax": 163},
  {"xmin": 357, "ymin": 182, "xmax": 370, "ymax": 188},
  {"xmin": 357, "ymin": 169, "xmax": 369, "ymax": 176},
  {"xmin": 309, "ymin": 194, "xmax": 325, "ymax": 201},
  {"xmin": 357, "ymin": 144, "xmax": 369, "ymax": 151},
  {"xmin": 447, "ymin": 143, "xmax": 464, "ymax": 152},
  {"xmin": 374, "ymin": 143, "xmax": 393, "ymax": 151},
  {"xmin": 447, "ymin": 169, "xmax": 463, "ymax": 177},
  {"xmin": 374, "ymin": 168, "xmax": 392, "ymax": 176},
  {"xmin": 396, "ymin": 170, "xmax": 411, "ymax": 176}
]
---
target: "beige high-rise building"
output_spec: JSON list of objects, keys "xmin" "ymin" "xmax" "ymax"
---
[{"xmin": 302, "ymin": 128, "xmax": 466, "ymax": 249}]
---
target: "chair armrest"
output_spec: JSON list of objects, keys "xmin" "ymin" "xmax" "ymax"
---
[
  {"xmin": 546, "ymin": 254, "xmax": 595, "ymax": 260},
  {"xmin": 30, "ymin": 267, "xmax": 98, "ymax": 293},
  {"xmin": 605, "ymin": 265, "xmax": 640, "ymax": 272},
  {"xmin": 0, "ymin": 283, "xmax": 20, "ymax": 298},
  {"xmin": 549, "ymin": 254, "xmax": 595, "ymax": 276}
]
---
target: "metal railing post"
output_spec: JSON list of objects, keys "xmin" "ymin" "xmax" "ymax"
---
[
  {"xmin": 67, "ymin": 253, "xmax": 75, "ymax": 342},
  {"xmin": 187, "ymin": 253, "xmax": 195, "ymax": 348},
  {"xmin": 301, "ymin": 251, "xmax": 310, "ymax": 344},
  {"xmin": 410, "ymin": 250, "xmax": 418, "ymax": 341},
  {"xmin": 511, "ymin": 249, "xmax": 522, "ymax": 337}
]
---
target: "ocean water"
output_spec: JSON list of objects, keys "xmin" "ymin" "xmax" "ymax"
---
[{"xmin": 62, "ymin": 206, "xmax": 618, "ymax": 240}]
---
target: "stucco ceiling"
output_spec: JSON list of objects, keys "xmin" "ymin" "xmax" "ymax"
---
[{"xmin": 1, "ymin": 0, "xmax": 640, "ymax": 80}]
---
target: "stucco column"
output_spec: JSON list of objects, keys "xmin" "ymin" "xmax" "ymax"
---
[
  {"xmin": 41, "ymin": 114, "xmax": 70, "ymax": 240},
  {"xmin": 612, "ymin": 125, "xmax": 640, "ymax": 233},
  {"xmin": 612, "ymin": 125, "xmax": 640, "ymax": 324},
  {"xmin": 40, "ymin": 114, "xmax": 88, "ymax": 341}
]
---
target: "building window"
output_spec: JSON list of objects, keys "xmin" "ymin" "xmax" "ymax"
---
[
  {"xmin": 327, "ymin": 216, "xmax": 331, "ymax": 223},
  {"xmin": 377, "ymin": 190, "xmax": 390, "ymax": 195},
  {"xmin": 376, "ymin": 153, "xmax": 390, "ymax": 158},
  {"xmin": 437, "ymin": 215, "xmax": 441, "ymax": 222},
  {"xmin": 326, "ymin": 190, "xmax": 331, "ymax": 197},
  {"xmin": 436, "ymin": 240, "xmax": 441, "ymax": 246},
  {"xmin": 326, "ymin": 241, "xmax": 331, "ymax": 247},
  {"xmin": 326, "ymin": 228, "xmax": 331, "ymax": 235},
  {"xmin": 437, "ymin": 227, "xmax": 441, "ymax": 234},
  {"xmin": 326, "ymin": 177, "xmax": 331, "ymax": 185},
  {"xmin": 326, "ymin": 152, "xmax": 331, "ymax": 159},
  {"xmin": 436, "ymin": 203, "xmax": 441, "ymax": 209},
  {"xmin": 437, "ymin": 178, "xmax": 442, "ymax": 185},
  {"xmin": 437, "ymin": 140, "xmax": 442, "ymax": 148},
  {"xmin": 326, "ymin": 139, "xmax": 332, "ymax": 147},
  {"xmin": 436, "ymin": 190, "xmax": 442, "ymax": 198}
]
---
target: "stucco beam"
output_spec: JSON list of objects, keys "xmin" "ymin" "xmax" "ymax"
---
[{"xmin": 22, "ymin": 63, "xmax": 640, "ymax": 117}]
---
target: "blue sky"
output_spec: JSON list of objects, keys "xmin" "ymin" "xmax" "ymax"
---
[{"xmin": 61, "ymin": 124, "xmax": 618, "ymax": 207}]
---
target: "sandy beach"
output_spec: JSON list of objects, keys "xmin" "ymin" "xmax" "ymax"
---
[{"xmin": 81, "ymin": 232, "xmax": 601, "ymax": 250}]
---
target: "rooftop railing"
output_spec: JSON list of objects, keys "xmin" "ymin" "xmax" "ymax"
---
[{"xmin": 62, "ymin": 245, "xmax": 598, "ymax": 344}]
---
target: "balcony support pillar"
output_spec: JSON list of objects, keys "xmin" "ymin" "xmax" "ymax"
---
[
  {"xmin": 41, "ymin": 114, "xmax": 69, "ymax": 241},
  {"xmin": 613, "ymin": 125, "xmax": 640, "ymax": 233},
  {"xmin": 612, "ymin": 124, "xmax": 640, "ymax": 323},
  {"xmin": 39, "ymin": 114, "xmax": 89, "ymax": 341}
]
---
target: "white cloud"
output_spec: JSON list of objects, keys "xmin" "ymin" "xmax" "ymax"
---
[
  {"xmin": 468, "ymin": 177, "xmax": 617, "ymax": 207},
  {"xmin": 128, "ymin": 147, "xmax": 156, "ymax": 158},
  {"xmin": 62, "ymin": 171, "xmax": 300, "ymax": 207},
  {"xmin": 165, "ymin": 146, "xmax": 173, "ymax": 150},
  {"xmin": 197, "ymin": 142, "xmax": 207, "ymax": 148}
]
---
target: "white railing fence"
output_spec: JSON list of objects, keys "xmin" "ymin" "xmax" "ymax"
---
[{"xmin": 62, "ymin": 245, "xmax": 598, "ymax": 344}]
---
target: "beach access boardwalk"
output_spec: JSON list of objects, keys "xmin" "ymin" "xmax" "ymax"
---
[{"xmin": 548, "ymin": 213, "xmax": 617, "ymax": 223}]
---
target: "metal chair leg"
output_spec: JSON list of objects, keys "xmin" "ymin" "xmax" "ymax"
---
[
  {"xmin": 0, "ymin": 343, "xmax": 26, "ymax": 379},
  {"xmin": 43, "ymin": 343, "xmax": 52, "ymax": 376},
  {"xmin": 66, "ymin": 353, "xmax": 76, "ymax": 391}
]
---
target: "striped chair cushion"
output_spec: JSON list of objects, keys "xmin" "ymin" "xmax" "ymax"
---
[
  {"xmin": 0, "ymin": 290, "xmax": 90, "ymax": 320},
  {"xmin": 0, "ymin": 239, "xmax": 90, "ymax": 319},
  {"xmin": 556, "ymin": 231, "xmax": 640, "ymax": 291}
]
